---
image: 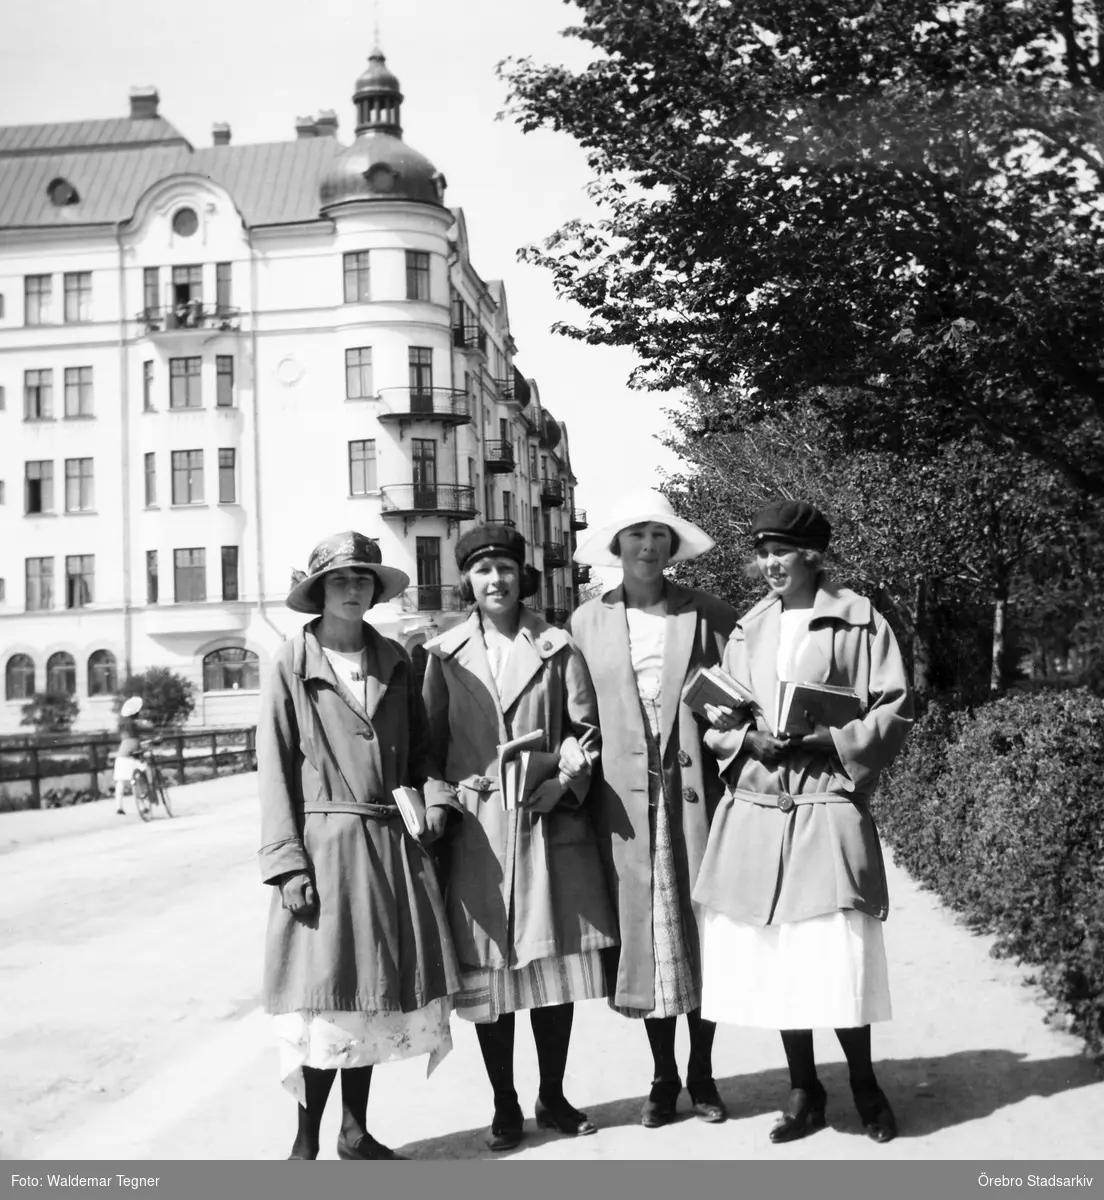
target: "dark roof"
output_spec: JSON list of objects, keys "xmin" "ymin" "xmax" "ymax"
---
[{"xmin": 0, "ymin": 116, "xmax": 189, "ymax": 158}]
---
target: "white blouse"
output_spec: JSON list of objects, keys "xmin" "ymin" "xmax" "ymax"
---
[
  {"xmin": 626, "ymin": 603, "xmax": 666, "ymax": 703},
  {"xmin": 777, "ymin": 608, "xmax": 814, "ymax": 681}
]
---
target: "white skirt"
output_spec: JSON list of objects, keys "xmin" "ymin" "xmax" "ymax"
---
[
  {"xmin": 701, "ymin": 908, "xmax": 892, "ymax": 1028},
  {"xmin": 273, "ymin": 998, "xmax": 453, "ymax": 1106},
  {"xmin": 113, "ymin": 755, "xmax": 145, "ymax": 783}
]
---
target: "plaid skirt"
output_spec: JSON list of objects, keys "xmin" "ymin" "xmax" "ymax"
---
[{"xmin": 454, "ymin": 950, "xmax": 607, "ymax": 1024}]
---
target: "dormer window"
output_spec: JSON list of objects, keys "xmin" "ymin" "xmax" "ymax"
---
[{"xmin": 47, "ymin": 178, "xmax": 79, "ymax": 206}]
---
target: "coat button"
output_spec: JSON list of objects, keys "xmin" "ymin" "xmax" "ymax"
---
[
  {"xmin": 360, "ymin": 728, "xmax": 375, "ymax": 741},
  {"xmin": 540, "ymin": 639, "xmax": 553, "ymax": 652},
  {"xmin": 682, "ymin": 786, "xmax": 698, "ymax": 803},
  {"xmin": 777, "ymin": 793, "xmax": 795, "ymax": 813},
  {"xmin": 677, "ymin": 749, "xmax": 692, "ymax": 768}
]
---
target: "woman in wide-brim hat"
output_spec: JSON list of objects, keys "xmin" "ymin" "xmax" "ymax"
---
[
  {"xmin": 421, "ymin": 523, "xmax": 618, "ymax": 1153},
  {"xmin": 569, "ymin": 489, "xmax": 737, "ymax": 1129},
  {"xmin": 694, "ymin": 500, "xmax": 913, "ymax": 1144},
  {"xmin": 257, "ymin": 530, "xmax": 461, "ymax": 1161}
]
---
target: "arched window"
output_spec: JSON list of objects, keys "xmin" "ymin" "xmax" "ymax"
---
[
  {"xmin": 5, "ymin": 654, "xmax": 35, "ymax": 701},
  {"xmin": 46, "ymin": 651, "xmax": 76, "ymax": 696},
  {"xmin": 87, "ymin": 650, "xmax": 118, "ymax": 696},
  {"xmin": 203, "ymin": 647, "xmax": 259, "ymax": 692}
]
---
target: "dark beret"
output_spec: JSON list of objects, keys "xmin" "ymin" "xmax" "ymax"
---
[
  {"xmin": 455, "ymin": 523, "xmax": 527, "ymax": 571},
  {"xmin": 750, "ymin": 500, "xmax": 832, "ymax": 551}
]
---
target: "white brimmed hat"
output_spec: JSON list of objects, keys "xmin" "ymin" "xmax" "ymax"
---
[
  {"xmin": 574, "ymin": 489, "xmax": 715, "ymax": 567},
  {"xmin": 120, "ymin": 696, "xmax": 144, "ymax": 717}
]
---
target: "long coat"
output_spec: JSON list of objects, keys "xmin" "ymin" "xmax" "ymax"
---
[
  {"xmin": 257, "ymin": 620, "xmax": 461, "ymax": 1014},
  {"xmin": 692, "ymin": 582, "xmax": 913, "ymax": 927},
  {"xmin": 422, "ymin": 609, "xmax": 618, "ymax": 971},
  {"xmin": 568, "ymin": 581, "xmax": 737, "ymax": 1012}
]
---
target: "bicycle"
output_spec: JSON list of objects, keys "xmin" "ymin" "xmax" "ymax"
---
[{"xmin": 130, "ymin": 740, "xmax": 173, "ymax": 821}]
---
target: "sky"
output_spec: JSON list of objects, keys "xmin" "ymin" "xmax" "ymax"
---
[{"xmin": 0, "ymin": 0, "xmax": 685, "ymax": 542}]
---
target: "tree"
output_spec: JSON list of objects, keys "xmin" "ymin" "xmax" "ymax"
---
[
  {"xmin": 20, "ymin": 692, "xmax": 80, "ymax": 734},
  {"xmin": 116, "ymin": 668, "xmax": 196, "ymax": 730},
  {"xmin": 503, "ymin": 0, "xmax": 1104, "ymax": 494}
]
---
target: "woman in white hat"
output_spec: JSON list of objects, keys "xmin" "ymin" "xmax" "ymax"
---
[
  {"xmin": 257, "ymin": 531, "xmax": 461, "ymax": 1161},
  {"xmin": 569, "ymin": 490, "xmax": 737, "ymax": 1128},
  {"xmin": 112, "ymin": 695, "xmax": 152, "ymax": 815}
]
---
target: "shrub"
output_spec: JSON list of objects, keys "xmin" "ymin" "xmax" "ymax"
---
[
  {"xmin": 20, "ymin": 692, "xmax": 80, "ymax": 733},
  {"xmin": 116, "ymin": 668, "xmax": 196, "ymax": 730},
  {"xmin": 874, "ymin": 689, "xmax": 1104, "ymax": 1065}
]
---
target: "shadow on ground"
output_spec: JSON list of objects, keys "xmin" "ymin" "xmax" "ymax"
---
[{"xmin": 396, "ymin": 1049, "xmax": 1101, "ymax": 1159}]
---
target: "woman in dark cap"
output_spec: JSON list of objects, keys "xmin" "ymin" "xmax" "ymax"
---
[
  {"xmin": 422, "ymin": 523, "xmax": 617, "ymax": 1153},
  {"xmin": 257, "ymin": 531, "xmax": 460, "ymax": 1161},
  {"xmin": 694, "ymin": 500, "xmax": 913, "ymax": 1144}
]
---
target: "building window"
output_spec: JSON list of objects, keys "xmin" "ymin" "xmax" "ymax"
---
[
  {"xmin": 64, "ymin": 457, "xmax": 94, "ymax": 512},
  {"xmin": 202, "ymin": 646, "xmax": 259, "ymax": 691},
  {"xmin": 169, "ymin": 357, "xmax": 202, "ymax": 408},
  {"xmin": 25, "ymin": 461, "xmax": 53, "ymax": 514},
  {"xmin": 409, "ymin": 347, "xmax": 433, "ymax": 400},
  {"xmin": 143, "ymin": 267, "xmax": 160, "ymax": 316},
  {"xmin": 144, "ymin": 452, "xmax": 156, "ymax": 506},
  {"xmin": 0, "ymin": 385, "xmax": 5, "ymax": 410},
  {"xmin": 174, "ymin": 548, "xmax": 206, "ymax": 602},
  {"xmin": 171, "ymin": 450, "xmax": 204, "ymax": 505},
  {"xmin": 143, "ymin": 361, "xmax": 154, "ymax": 411},
  {"xmin": 25, "ymin": 558, "xmax": 53, "ymax": 611},
  {"xmin": 146, "ymin": 550, "xmax": 159, "ymax": 604},
  {"xmin": 0, "ymin": 481, "xmax": 5, "ymax": 504},
  {"xmin": 171, "ymin": 264, "xmax": 202, "ymax": 309},
  {"xmin": 64, "ymin": 272, "xmax": 92, "ymax": 323},
  {"xmin": 216, "ymin": 355, "xmax": 234, "ymax": 407},
  {"xmin": 221, "ymin": 545, "xmax": 239, "ymax": 601},
  {"xmin": 5, "ymin": 654, "xmax": 35, "ymax": 700},
  {"xmin": 345, "ymin": 347, "xmax": 373, "ymax": 399},
  {"xmin": 65, "ymin": 555, "xmax": 94, "ymax": 608},
  {"xmin": 87, "ymin": 650, "xmax": 118, "ymax": 696},
  {"xmin": 218, "ymin": 448, "xmax": 236, "ymax": 503},
  {"xmin": 406, "ymin": 250, "xmax": 430, "ymax": 301},
  {"xmin": 484, "ymin": 481, "xmax": 494, "ymax": 521},
  {"xmin": 343, "ymin": 251, "xmax": 370, "ymax": 303},
  {"xmin": 415, "ymin": 537, "xmax": 441, "ymax": 609},
  {"xmin": 349, "ymin": 439, "xmax": 377, "ymax": 495},
  {"xmin": 24, "ymin": 369, "xmax": 53, "ymax": 419},
  {"xmin": 64, "ymin": 366, "xmax": 93, "ymax": 417},
  {"xmin": 0, "ymin": 294, "xmax": 4, "ymax": 319},
  {"xmin": 468, "ymin": 457, "xmax": 476, "ymax": 491},
  {"xmin": 24, "ymin": 275, "xmax": 52, "ymax": 325},
  {"xmin": 216, "ymin": 262, "xmax": 232, "ymax": 312},
  {"xmin": 412, "ymin": 438, "xmax": 437, "ymax": 506},
  {"xmin": 502, "ymin": 491, "xmax": 513, "ymax": 524},
  {"xmin": 172, "ymin": 208, "xmax": 198, "ymax": 238},
  {"xmin": 46, "ymin": 651, "xmax": 76, "ymax": 696}
]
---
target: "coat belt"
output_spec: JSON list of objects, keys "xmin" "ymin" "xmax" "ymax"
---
[
  {"xmin": 301, "ymin": 800, "xmax": 400, "ymax": 819},
  {"xmin": 729, "ymin": 788, "xmax": 866, "ymax": 814}
]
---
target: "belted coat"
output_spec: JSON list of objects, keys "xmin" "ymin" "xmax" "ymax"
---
[
  {"xmin": 568, "ymin": 582, "xmax": 737, "ymax": 1012},
  {"xmin": 257, "ymin": 620, "xmax": 461, "ymax": 1014},
  {"xmin": 693, "ymin": 582, "xmax": 913, "ymax": 927},
  {"xmin": 422, "ymin": 608, "xmax": 618, "ymax": 972}
]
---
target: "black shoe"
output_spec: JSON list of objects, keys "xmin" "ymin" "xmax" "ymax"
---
[
  {"xmin": 769, "ymin": 1082, "xmax": 827, "ymax": 1144},
  {"xmin": 486, "ymin": 1101, "xmax": 524, "ymax": 1152},
  {"xmin": 853, "ymin": 1084, "xmax": 897, "ymax": 1143},
  {"xmin": 535, "ymin": 1094, "xmax": 597, "ymax": 1136},
  {"xmin": 688, "ymin": 1080, "xmax": 728, "ymax": 1124},
  {"xmin": 641, "ymin": 1077, "xmax": 681, "ymax": 1128},
  {"xmin": 336, "ymin": 1132, "xmax": 408, "ymax": 1160}
]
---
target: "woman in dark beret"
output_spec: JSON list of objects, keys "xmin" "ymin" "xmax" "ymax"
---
[
  {"xmin": 695, "ymin": 500, "xmax": 913, "ymax": 1144},
  {"xmin": 422, "ymin": 523, "xmax": 618, "ymax": 1152}
]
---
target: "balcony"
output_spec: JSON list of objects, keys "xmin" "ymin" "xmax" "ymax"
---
[
  {"xmin": 138, "ymin": 304, "xmax": 241, "ymax": 339},
  {"xmin": 399, "ymin": 585, "xmax": 466, "ymax": 614},
  {"xmin": 545, "ymin": 607, "xmax": 570, "ymax": 626},
  {"xmin": 484, "ymin": 440, "xmax": 515, "ymax": 474},
  {"xmin": 540, "ymin": 478, "xmax": 564, "ymax": 508},
  {"xmin": 380, "ymin": 483, "xmax": 477, "ymax": 533},
  {"xmin": 452, "ymin": 323, "xmax": 487, "ymax": 355},
  {"xmin": 573, "ymin": 563, "xmax": 591, "ymax": 585},
  {"xmin": 376, "ymin": 388, "xmax": 471, "ymax": 440},
  {"xmin": 493, "ymin": 372, "xmax": 531, "ymax": 407},
  {"xmin": 543, "ymin": 541, "xmax": 568, "ymax": 567},
  {"xmin": 570, "ymin": 508, "xmax": 588, "ymax": 530}
]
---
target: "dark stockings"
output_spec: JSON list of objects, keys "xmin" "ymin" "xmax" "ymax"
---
[
  {"xmin": 530, "ymin": 1002, "xmax": 574, "ymax": 1104},
  {"xmin": 339, "ymin": 1065, "xmax": 374, "ymax": 1143},
  {"xmin": 291, "ymin": 1065, "xmax": 337, "ymax": 1159},
  {"xmin": 779, "ymin": 1026, "xmax": 878, "ymax": 1094},
  {"xmin": 476, "ymin": 1014, "xmax": 519, "ymax": 1112},
  {"xmin": 835, "ymin": 1024, "xmax": 877, "ymax": 1091},
  {"xmin": 644, "ymin": 1009, "xmax": 716, "ymax": 1087}
]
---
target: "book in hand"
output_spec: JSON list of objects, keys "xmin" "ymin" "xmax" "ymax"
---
[
  {"xmin": 683, "ymin": 664, "xmax": 757, "ymax": 720},
  {"xmin": 392, "ymin": 786, "xmax": 427, "ymax": 840},
  {"xmin": 774, "ymin": 681, "xmax": 861, "ymax": 738},
  {"xmin": 496, "ymin": 729, "xmax": 559, "ymax": 811}
]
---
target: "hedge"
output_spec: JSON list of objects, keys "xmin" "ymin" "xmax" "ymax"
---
[{"xmin": 873, "ymin": 688, "xmax": 1104, "ymax": 1066}]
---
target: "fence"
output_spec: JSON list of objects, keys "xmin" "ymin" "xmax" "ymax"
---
[{"xmin": 0, "ymin": 726, "xmax": 257, "ymax": 810}]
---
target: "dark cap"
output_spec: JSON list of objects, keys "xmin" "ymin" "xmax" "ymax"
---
[
  {"xmin": 750, "ymin": 500, "xmax": 832, "ymax": 551},
  {"xmin": 455, "ymin": 523, "xmax": 526, "ymax": 571}
]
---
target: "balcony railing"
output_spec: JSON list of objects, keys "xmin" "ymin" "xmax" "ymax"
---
[
  {"xmin": 376, "ymin": 388, "xmax": 471, "ymax": 427},
  {"xmin": 545, "ymin": 606, "xmax": 570, "ymax": 626},
  {"xmin": 380, "ymin": 484, "xmax": 477, "ymax": 520},
  {"xmin": 399, "ymin": 585, "xmax": 466, "ymax": 614},
  {"xmin": 540, "ymin": 478, "xmax": 564, "ymax": 508},
  {"xmin": 570, "ymin": 508, "xmax": 588, "ymax": 530},
  {"xmin": 543, "ymin": 541, "xmax": 568, "ymax": 567},
  {"xmin": 573, "ymin": 563, "xmax": 591, "ymax": 585},
  {"xmin": 484, "ymin": 440, "xmax": 515, "ymax": 474},
  {"xmin": 452, "ymin": 323, "xmax": 487, "ymax": 354},
  {"xmin": 139, "ymin": 304, "xmax": 241, "ymax": 335}
]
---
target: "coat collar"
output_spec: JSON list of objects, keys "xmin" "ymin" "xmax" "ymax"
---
[
  {"xmin": 293, "ymin": 619, "xmax": 404, "ymax": 723},
  {"xmin": 740, "ymin": 580, "xmax": 871, "ymax": 629}
]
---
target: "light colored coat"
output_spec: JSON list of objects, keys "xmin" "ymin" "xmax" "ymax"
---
[
  {"xmin": 569, "ymin": 581, "xmax": 737, "ymax": 1012},
  {"xmin": 257, "ymin": 620, "xmax": 460, "ymax": 1013},
  {"xmin": 422, "ymin": 609, "xmax": 618, "ymax": 971},
  {"xmin": 693, "ymin": 582, "xmax": 913, "ymax": 926}
]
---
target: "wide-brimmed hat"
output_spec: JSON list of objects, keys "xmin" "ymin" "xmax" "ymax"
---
[
  {"xmin": 286, "ymin": 531, "xmax": 409, "ymax": 614},
  {"xmin": 574, "ymin": 488, "xmax": 715, "ymax": 568},
  {"xmin": 750, "ymin": 500, "xmax": 832, "ymax": 551},
  {"xmin": 120, "ymin": 696, "xmax": 143, "ymax": 718}
]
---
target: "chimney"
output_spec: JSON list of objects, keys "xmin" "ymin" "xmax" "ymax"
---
[
  {"xmin": 295, "ymin": 115, "xmax": 317, "ymax": 139},
  {"xmin": 212, "ymin": 122, "xmax": 231, "ymax": 146},
  {"xmin": 315, "ymin": 109, "xmax": 339, "ymax": 137},
  {"xmin": 128, "ymin": 86, "xmax": 160, "ymax": 120}
]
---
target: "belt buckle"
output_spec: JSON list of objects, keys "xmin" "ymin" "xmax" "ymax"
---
[{"xmin": 777, "ymin": 793, "xmax": 795, "ymax": 813}]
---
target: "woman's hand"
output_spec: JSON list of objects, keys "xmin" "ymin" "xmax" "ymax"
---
[
  {"xmin": 703, "ymin": 702, "xmax": 746, "ymax": 731},
  {"xmin": 743, "ymin": 729, "xmax": 796, "ymax": 765},
  {"xmin": 557, "ymin": 736, "xmax": 590, "ymax": 780},
  {"xmin": 523, "ymin": 777, "xmax": 567, "ymax": 815},
  {"xmin": 421, "ymin": 806, "xmax": 451, "ymax": 845},
  {"xmin": 798, "ymin": 723, "xmax": 837, "ymax": 756},
  {"xmin": 280, "ymin": 872, "xmax": 317, "ymax": 918}
]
